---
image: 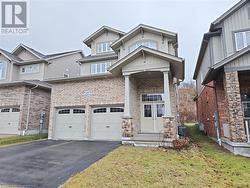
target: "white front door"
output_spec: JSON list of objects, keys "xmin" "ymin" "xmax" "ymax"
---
[{"xmin": 141, "ymin": 94, "xmax": 165, "ymax": 133}]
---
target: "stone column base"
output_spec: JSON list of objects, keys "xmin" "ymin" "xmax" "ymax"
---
[
  {"xmin": 122, "ymin": 117, "xmax": 133, "ymax": 137},
  {"xmin": 163, "ymin": 116, "xmax": 176, "ymax": 140}
]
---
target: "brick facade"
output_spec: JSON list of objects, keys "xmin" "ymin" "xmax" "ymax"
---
[
  {"xmin": 196, "ymin": 71, "xmax": 248, "ymax": 143},
  {"xmin": 0, "ymin": 85, "xmax": 51, "ymax": 133}
]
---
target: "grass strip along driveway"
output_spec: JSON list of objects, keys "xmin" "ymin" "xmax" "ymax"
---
[
  {"xmin": 0, "ymin": 134, "xmax": 47, "ymax": 147},
  {"xmin": 62, "ymin": 124, "xmax": 250, "ymax": 188}
]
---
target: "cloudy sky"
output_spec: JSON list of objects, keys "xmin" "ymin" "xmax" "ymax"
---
[{"xmin": 0, "ymin": 0, "xmax": 239, "ymax": 81}]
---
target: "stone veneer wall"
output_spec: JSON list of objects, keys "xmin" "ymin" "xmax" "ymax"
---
[
  {"xmin": 0, "ymin": 86, "xmax": 51, "ymax": 132},
  {"xmin": 224, "ymin": 71, "xmax": 247, "ymax": 142},
  {"xmin": 48, "ymin": 77, "xmax": 125, "ymax": 139}
]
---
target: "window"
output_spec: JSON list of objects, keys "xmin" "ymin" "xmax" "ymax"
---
[
  {"xmin": 129, "ymin": 40, "xmax": 157, "ymax": 52},
  {"xmin": 58, "ymin": 109, "xmax": 70, "ymax": 114},
  {"xmin": 142, "ymin": 94, "xmax": 164, "ymax": 102},
  {"xmin": 156, "ymin": 104, "xmax": 164, "ymax": 117},
  {"xmin": 93, "ymin": 108, "xmax": 107, "ymax": 113},
  {"xmin": 144, "ymin": 105, "xmax": 152, "ymax": 117},
  {"xmin": 96, "ymin": 42, "xmax": 113, "ymax": 53},
  {"xmin": 20, "ymin": 64, "xmax": 39, "ymax": 74},
  {"xmin": 91, "ymin": 62, "xmax": 111, "ymax": 74},
  {"xmin": 73, "ymin": 109, "xmax": 85, "ymax": 114},
  {"xmin": 0, "ymin": 62, "xmax": 7, "ymax": 80},
  {"xmin": 12, "ymin": 108, "xmax": 20, "ymax": 112},
  {"xmin": 1, "ymin": 108, "xmax": 10, "ymax": 112},
  {"xmin": 110, "ymin": 107, "xmax": 124, "ymax": 113},
  {"xmin": 235, "ymin": 31, "xmax": 250, "ymax": 51}
]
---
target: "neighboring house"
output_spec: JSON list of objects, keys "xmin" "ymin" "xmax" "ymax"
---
[
  {"xmin": 193, "ymin": 0, "xmax": 250, "ymax": 157},
  {"xmin": 0, "ymin": 44, "xmax": 83, "ymax": 135},
  {"xmin": 47, "ymin": 24, "xmax": 185, "ymax": 147}
]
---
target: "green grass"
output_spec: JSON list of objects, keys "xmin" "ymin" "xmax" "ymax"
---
[
  {"xmin": 62, "ymin": 124, "xmax": 250, "ymax": 188},
  {"xmin": 0, "ymin": 134, "xmax": 48, "ymax": 147}
]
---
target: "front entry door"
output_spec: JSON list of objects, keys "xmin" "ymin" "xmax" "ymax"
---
[{"xmin": 141, "ymin": 103, "xmax": 164, "ymax": 133}]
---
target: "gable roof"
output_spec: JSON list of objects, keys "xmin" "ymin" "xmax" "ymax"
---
[
  {"xmin": 44, "ymin": 50, "xmax": 84, "ymax": 60},
  {"xmin": 109, "ymin": 46, "xmax": 184, "ymax": 80},
  {"xmin": 111, "ymin": 24, "xmax": 177, "ymax": 51},
  {"xmin": 83, "ymin": 26, "xmax": 126, "ymax": 47},
  {"xmin": 0, "ymin": 48, "xmax": 22, "ymax": 62},
  {"xmin": 12, "ymin": 43, "xmax": 45, "ymax": 59},
  {"xmin": 210, "ymin": 0, "xmax": 248, "ymax": 29},
  {"xmin": 193, "ymin": 29, "xmax": 222, "ymax": 79}
]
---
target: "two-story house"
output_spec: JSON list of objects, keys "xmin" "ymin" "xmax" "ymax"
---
[
  {"xmin": 0, "ymin": 44, "xmax": 83, "ymax": 135},
  {"xmin": 193, "ymin": 0, "xmax": 250, "ymax": 157},
  {"xmin": 47, "ymin": 24, "xmax": 185, "ymax": 146}
]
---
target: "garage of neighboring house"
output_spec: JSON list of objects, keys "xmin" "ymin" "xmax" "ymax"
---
[
  {"xmin": 0, "ymin": 107, "xmax": 20, "ymax": 135},
  {"xmin": 91, "ymin": 106, "xmax": 124, "ymax": 141},
  {"xmin": 54, "ymin": 108, "xmax": 86, "ymax": 140}
]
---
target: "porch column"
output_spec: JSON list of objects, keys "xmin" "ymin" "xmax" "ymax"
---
[
  {"xmin": 163, "ymin": 71, "xmax": 172, "ymax": 116},
  {"xmin": 224, "ymin": 71, "xmax": 247, "ymax": 142},
  {"xmin": 124, "ymin": 74, "xmax": 131, "ymax": 117},
  {"xmin": 162, "ymin": 71, "xmax": 176, "ymax": 140},
  {"xmin": 122, "ymin": 74, "xmax": 133, "ymax": 139}
]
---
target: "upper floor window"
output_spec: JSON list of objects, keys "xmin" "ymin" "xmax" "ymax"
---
[
  {"xmin": 129, "ymin": 40, "xmax": 157, "ymax": 53},
  {"xmin": 91, "ymin": 62, "xmax": 111, "ymax": 74},
  {"xmin": 235, "ymin": 31, "xmax": 250, "ymax": 51},
  {"xmin": 0, "ymin": 62, "xmax": 7, "ymax": 80},
  {"xmin": 96, "ymin": 42, "xmax": 113, "ymax": 54},
  {"xmin": 20, "ymin": 64, "xmax": 39, "ymax": 74}
]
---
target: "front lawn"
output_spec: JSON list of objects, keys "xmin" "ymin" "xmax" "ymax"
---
[
  {"xmin": 62, "ymin": 124, "xmax": 250, "ymax": 188},
  {"xmin": 0, "ymin": 134, "xmax": 48, "ymax": 147}
]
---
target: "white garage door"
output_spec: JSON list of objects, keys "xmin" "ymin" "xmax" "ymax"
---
[
  {"xmin": 91, "ymin": 107, "xmax": 124, "ymax": 141},
  {"xmin": 0, "ymin": 107, "xmax": 20, "ymax": 135},
  {"xmin": 55, "ymin": 108, "xmax": 85, "ymax": 140}
]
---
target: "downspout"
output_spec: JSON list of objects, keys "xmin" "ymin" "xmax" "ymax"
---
[{"xmin": 23, "ymin": 84, "xmax": 39, "ymax": 136}]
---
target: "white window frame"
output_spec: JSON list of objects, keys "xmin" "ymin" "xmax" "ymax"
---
[
  {"xmin": 20, "ymin": 64, "xmax": 40, "ymax": 74},
  {"xmin": 91, "ymin": 62, "xmax": 111, "ymax": 74},
  {"xmin": 129, "ymin": 40, "xmax": 158, "ymax": 52},
  {"xmin": 96, "ymin": 41, "xmax": 113, "ymax": 54},
  {"xmin": 235, "ymin": 31, "xmax": 250, "ymax": 51},
  {"xmin": 0, "ymin": 61, "xmax": 7, "ymax": 80}
]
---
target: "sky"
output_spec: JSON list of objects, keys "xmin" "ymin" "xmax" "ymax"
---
[{"xmin": 0, "ymin": 0, "xmax": 239, "ymax": 81}]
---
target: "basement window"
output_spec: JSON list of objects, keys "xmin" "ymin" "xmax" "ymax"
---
[{"xmin": 12, "ymin": 108, "xmax": 20, "ymax": 112}]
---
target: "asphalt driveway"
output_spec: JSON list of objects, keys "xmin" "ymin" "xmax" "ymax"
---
[{"xmin": 0, "ymin": 140, "xmax": 120, "ymax": 188}]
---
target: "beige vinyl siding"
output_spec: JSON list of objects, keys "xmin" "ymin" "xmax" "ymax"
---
[
  {"xmin": 119, "ymin": 31, "xmax": 171, "ymax": 59},
  {"xmin": 223, "ymin": 1, "xmax": 250, "ymax": 56},
  {"xmin": 80, "ymin": 59, "xmax": 117, "ymax": 76},
  {"xmin": 90, "ymin": 32, "xmax": 120, "ymax": 55},
  {"xmin": 16, "ymin": 49, "xmax": 39, "ymax": 60},
  {"xmin": 0, "ymin": 55, "xmax": 11, "ymax": 83},
  {"xmin": 45, "ymin": 53, "xmax": 82, "ymax": 79},
  {"xmin": 225, "ymin": 51, "xmax": 250, "ymax": 71},
  {"xmin": 17, "ymin": 63, "xmax": 45, "ymax": 81},
  {"xmin": 211, "ymin": 36, "xmax": 224, "ymax": 64},
  {"xmin": 196, "ymin": 44, "xmax": 211, "ymax": 95}
]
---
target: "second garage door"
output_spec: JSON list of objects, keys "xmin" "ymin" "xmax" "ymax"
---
[
  {"xmin": 0, "ymin": 107, "xmax": 20, "ymax": 135},
  {"xmin": 91, "ymin": 107, "xmax": 124, "ymax": 141},
  {"xmin": 55, "ymin": 108, "xmax": 85, "ymax": 140}
]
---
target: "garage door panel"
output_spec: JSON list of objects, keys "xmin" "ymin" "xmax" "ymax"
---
[
  {"xmin": 55, "ymin": 108, "xmax": 85, "ymax": 140},
  {"xmin": 91, "ymin": 107, "xmax": 123, "ymax": 140},
  {"xmin": 0, "ymin": 108, "xmax": 20, "ymax": 135}
]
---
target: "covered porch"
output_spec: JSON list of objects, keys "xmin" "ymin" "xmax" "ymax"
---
[{"xmin": 108, "ymin": 47, "xmax": 184, "ymax": 146}]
